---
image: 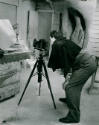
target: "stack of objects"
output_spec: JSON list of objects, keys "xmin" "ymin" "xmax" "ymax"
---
[
  {"xmin": 0, "ymin": 42, "xmax": 31, "ymax": 102},
  {"xmin": 0, "ymin": 19, "xmax": 30, "ymax": 102},
  {"xmin": 0, "ymin": 63, "xmax": 21, "ymax": 102}
]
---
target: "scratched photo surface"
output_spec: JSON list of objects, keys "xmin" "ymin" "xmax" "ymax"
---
[{"xmin": 0, "ymin": 0, "xmax": 99, "ymax": 125}]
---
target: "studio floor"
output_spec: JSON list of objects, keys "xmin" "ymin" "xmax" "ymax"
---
[{"xmin": 0, "ymin": 62, "xmax": 99, "ymax": 125}]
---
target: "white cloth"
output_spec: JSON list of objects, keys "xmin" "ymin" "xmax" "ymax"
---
[
  {"xmin": 0, "ymin": 20, "xmax": 16, "ymax": 49},
  {"xmin": 70, "ymin": 17, "xmax": 85, "ymax": 48}
]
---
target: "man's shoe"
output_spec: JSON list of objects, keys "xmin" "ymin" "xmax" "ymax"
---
[
  {"xmin": 59, "ymin": 112, "xmax": 80, "ymax": 123},
  {"xmin": 59, "ymin": 98, "xmax": 67, "ymax": 104},
  {"xmin": 59, "ymin": 117, "xmax": 79, "ymax": 123}
]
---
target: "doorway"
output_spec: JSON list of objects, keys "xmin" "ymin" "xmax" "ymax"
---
[{"xmin": 38, "ymin": 12, "xmax": 52, "ymax": 42}]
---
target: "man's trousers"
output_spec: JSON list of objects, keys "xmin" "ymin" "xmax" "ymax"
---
[{"xmin": 65, "ymin": 52, "xmax": 97, "ymax": 121}]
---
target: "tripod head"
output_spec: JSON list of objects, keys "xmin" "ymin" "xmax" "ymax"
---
[{"xmin": 34, "ymin": 47, "xmax": 47, "ymax": 57}]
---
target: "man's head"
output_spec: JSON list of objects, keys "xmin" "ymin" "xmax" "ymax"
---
[
  {"xmin": 50, "ymin": 30, "xmax": 63, "ymax": 45},
  {"xmin": 50, "ymin": 30, "xmax": 63, "ymax": 39}
]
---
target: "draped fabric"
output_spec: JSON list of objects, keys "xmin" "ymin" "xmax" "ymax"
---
[
  {"xmin": 70, "ymin": 17, "xmax": 85, "ymax": 48},
  {"xmin": 48, "ymin": 38, "xmax": 81, "ymax": 76}
]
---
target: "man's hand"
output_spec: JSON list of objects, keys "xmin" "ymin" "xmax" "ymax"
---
[{"xmin": 62, "ymin": 73, "xmax": 72, "ymax": 90}]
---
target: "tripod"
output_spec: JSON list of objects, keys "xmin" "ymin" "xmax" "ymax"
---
[{"xmin": 18, "ymin": 50, "xmax": 56, "ymax": 109}]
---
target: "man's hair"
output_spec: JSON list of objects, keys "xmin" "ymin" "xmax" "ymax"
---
[{"xmin": 50, "ymin": 30, "xmax": 63, "ymax": 39}]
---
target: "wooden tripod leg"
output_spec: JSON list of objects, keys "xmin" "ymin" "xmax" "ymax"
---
[
  {"xmin": 18, "ymin": 60, "xmax": 38, "ymax": 106},
  {"xmin": 43, "ymin": 61, "xmax": 56, "ymax": 109}
]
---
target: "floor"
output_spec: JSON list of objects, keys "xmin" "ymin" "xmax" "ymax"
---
[{"xmin": 0, "ymin": 62, "xmax": 99, "ymax": 125}]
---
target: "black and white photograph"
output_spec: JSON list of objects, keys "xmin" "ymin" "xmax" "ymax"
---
[{"xmin": 0, "ymin": 0, "xmax": 99, "ymax": 125}]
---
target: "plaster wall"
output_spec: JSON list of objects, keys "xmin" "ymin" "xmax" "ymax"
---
[
  {"xmin": 0, "ymin": 0, "xmax": 18, "ymax": 6},
  {"xmin": 52, "ymin": 0, "xmax": 97, "ymax": 47}
]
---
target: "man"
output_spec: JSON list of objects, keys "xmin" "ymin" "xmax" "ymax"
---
[{"xmin": 48, "ymin": 30, "xmax": 97, "ymax": 123}]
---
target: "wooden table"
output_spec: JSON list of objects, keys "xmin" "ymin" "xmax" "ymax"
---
[{"xmin": 0, "ymin": 50, "xmax": 32, "ymax": 64}]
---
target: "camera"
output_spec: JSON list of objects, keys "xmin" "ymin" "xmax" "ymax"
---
[{"xmin": 33, "ymin": 39, "xmax": 47, "ymax": 51}]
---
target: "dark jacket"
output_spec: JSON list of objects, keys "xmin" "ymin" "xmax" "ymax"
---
[{"xmin": 48, "ymin": 38, "xmax": 81, "ymax": 76}]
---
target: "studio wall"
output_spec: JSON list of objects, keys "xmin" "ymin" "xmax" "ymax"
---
[{"xmin": 51, "ymin": 0, "xmax": 97, "ymax": 48}]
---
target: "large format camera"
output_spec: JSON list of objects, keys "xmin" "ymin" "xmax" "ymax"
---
[{"xmin": 33, "ymin": 39, "xmax": 47, "ymax": 51}]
